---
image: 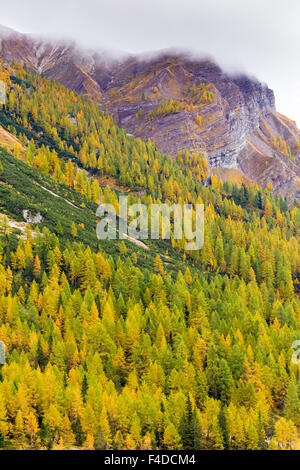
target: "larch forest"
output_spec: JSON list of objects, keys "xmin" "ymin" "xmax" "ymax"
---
[{"xmin": 0, "ymin": 55, "xmax": 299, "ymax": 452}]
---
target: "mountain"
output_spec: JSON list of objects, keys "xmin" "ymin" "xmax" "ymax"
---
[
  {"xmin": 0, "ymin": 37, "xmax": 299, "ymax": 451},
  {"xmin": 0, "ymin": 26, "xmax": 107, "ymax": 102},
  {"xmin": 98, "ymin": 53, "xmax": 300, "ymax": 201},
  {"xmin": 0, "ymin": 26, "xmax": 299, "ymax": 201}
]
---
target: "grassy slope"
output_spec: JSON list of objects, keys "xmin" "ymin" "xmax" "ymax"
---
[{"xmin": 0, "ymin": 146, "xmax": 201, "ymax": 278}]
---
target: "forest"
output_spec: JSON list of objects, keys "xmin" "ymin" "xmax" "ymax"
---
[{"xmin": 0, "ymin": 60, "xmax": 299, "ymax": 450}]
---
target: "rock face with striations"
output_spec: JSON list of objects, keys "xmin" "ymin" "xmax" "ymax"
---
[
  {"xmin": 0, "ymin": 26, "xmax": 299, "ymax": 201},
  {"xmin": 97, "ymin": 54, "xmax": 299, "ymax": 202},
  {"xmin": 103, "ymin": 56, "xmax": 278, "ymax": 169}
]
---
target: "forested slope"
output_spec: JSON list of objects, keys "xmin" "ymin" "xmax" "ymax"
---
[{"xmin": 0, "ymin": 61, "xmax": 299, "ymax": 450}]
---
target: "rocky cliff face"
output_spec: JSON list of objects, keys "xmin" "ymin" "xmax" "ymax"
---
[
  {"xmin": 0, "ymin": 28, "xmax": 106, "ymax": 102},
  {"xmin": 0, "ymin": 27, "xmax": 299, "ymax": 201},
  {"xmin": 102, "ymin": 56, "xmax": 278, "ymax": 168}
]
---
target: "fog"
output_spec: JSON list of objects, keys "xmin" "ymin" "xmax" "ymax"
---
[{"xmin": 1, "ymin": 0, "xmax": 299, "ymax": 125}]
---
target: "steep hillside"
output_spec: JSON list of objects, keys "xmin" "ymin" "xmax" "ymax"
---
[
  {"xmin": 0, "ymin": 27, "xmax": 299, "ymax": 201},
  {"xmin": 0, "ymin": 27, "xmax": 105, "ymax": 102},
  {"xmin": 100, "ymin": 54, "xmax": 300, "ymax": 202},
  {"xmin": 0, "ymin": 123, "xmax": 25, "ymax": 156},
  {"xmin": 0, "ymin": 53, "xmax": 299, "ymax": 451},
  {"xmin": 0, "ymin": 146, "xmax": 188, "ymax": 276}
]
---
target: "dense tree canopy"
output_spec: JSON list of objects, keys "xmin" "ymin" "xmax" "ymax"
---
[{"xmin": 0, "ymin": 60, "xmax": 299, "ymax": 450}]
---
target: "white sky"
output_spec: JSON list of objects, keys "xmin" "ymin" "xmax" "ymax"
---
[{"xmin": 0, "ymin": 0, "xmax": 299, "ymax": 125}]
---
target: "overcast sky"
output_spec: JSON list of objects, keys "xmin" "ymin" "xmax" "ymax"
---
[{"xmin": 1, "ymin": 0, "xmax": 299, "ymax": 125}]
